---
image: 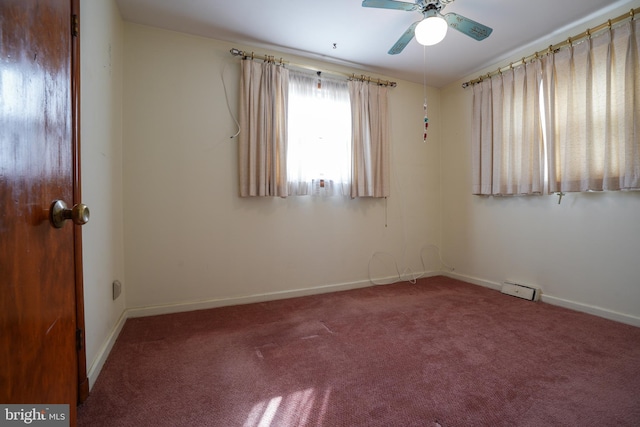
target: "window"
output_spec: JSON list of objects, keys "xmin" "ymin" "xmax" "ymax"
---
[
  {"xmin": 472, "ymin": 19, "xmax": 640, "ymax": 196},
  {"xmin": 543, "ymin": 21, "xmax": 640, "ymax": 192},
  {"xmin": 287, "ymin": 71, "xmax": 351, "ymax": 196},
  {"xmin": 238, "ymin": 59, "xmax": 390, "ymax": 198}
]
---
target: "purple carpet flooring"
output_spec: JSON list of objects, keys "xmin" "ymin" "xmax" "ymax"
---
[{"xmin": 78, "ymin": 276, "xmax": 640, "ymax": 426}]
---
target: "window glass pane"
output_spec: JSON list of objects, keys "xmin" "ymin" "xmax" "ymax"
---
[{"xmin": 287, "ymin": 71, "xmax": 351, "ymax": 195}]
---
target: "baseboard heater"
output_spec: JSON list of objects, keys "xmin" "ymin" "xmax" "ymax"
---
[{"xmin": 501, "ymin": 281, "xmax": 541, "ymax": 301}]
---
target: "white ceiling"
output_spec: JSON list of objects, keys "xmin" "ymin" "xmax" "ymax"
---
[{"xmin": 114, "ymin": 0, "xmax": 638, "ymax": 87}]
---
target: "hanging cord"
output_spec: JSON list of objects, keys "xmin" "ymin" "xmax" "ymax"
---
[
  {"xmin": 368, "ymin": 251, "xmax": 419, "ymax": 285},
  {"xmin": 221, "ymin": 61, "xmax": 241, "ymax": 138},
  {"xmin": 384, "ymin": 197, "xmax": 388, "ymax": 227},
  {"xmin": 367, "ymin": 244, "xmax": 454, "ymax": 286},
  {"xmin": 420, "ymin": 244, "xmax": 455, "ymax": 272},
  {"xmin": 367, "ymin": 94, "xmax": 453, "ymax": 285}
]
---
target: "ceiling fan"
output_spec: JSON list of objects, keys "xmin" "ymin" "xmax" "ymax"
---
[{"xmin": 362, "ymin": 0, "xmax": 493, "ymax": 54}]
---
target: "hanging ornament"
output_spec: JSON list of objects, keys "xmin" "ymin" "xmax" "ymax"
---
[
  {"xmin": 423, "ymin": 101, "xmax": 429, "ymax": 142},
  {"xmin": 422, "ymin": 45, "xmax": 429, "ymax": 143}
]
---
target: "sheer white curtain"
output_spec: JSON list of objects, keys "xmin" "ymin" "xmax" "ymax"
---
[
  {"xmin": 471, "ymin": 60, "xmax": 544, "ymax": 195},
  {"xmin": 543, "ymin": 19, "xmax": 640, "ymax": 192},
  {"xmin": 287, "ymin": 71, "xmax": 351, "ymax": 196},
  {"xmin": 349, "ymin": 81, "xmax": 390, "ymax": 198},
  {"xmin": 238, "ymin": 59, "xmax": 289, "ymax": 197}
]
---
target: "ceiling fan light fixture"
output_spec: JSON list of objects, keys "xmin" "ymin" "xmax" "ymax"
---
[{"xmin": 415, "ymin": 15, "xmax": 448, "ymax": 46}]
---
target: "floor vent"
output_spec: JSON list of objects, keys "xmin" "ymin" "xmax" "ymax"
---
[{"xmin": 501, "ymin": 281, "xmax": 541, "ymax": 301}]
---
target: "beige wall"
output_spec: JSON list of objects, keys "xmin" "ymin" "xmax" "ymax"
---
[
  {"xmin": 81, "ymin": 0, "xmax": 640, "ymax": 389},
  {"xmin": 80, "ymin": 0, "xmax": 126, "ymax": 386},
  {"xmin": 121, "ymin": 24, "xmax": 443, "ymax": 312},
  {"xmin": 441, "ymin": 82, "xmax": 640, "ymax": 324},
  {"xmin": 440, "ymin": 2, "xmax": 640, "ymax": 325}
]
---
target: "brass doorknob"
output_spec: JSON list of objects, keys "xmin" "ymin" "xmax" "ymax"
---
[{"xmin": 50, "ymin": 200, "xmax": 90, "ymax": 228}]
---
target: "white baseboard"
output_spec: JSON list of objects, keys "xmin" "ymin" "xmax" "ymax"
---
[
  {"xmin": 85, "ymin": 273, "xmax": 438, "ymax": 388},
  {"xmin": 127, "ymin": 278, "xmax": 376, "ymax": 318},
  {"xmin": 126, "ymin": 272, "xmax": 441, "ymax": 318},
  {"xmin": 444, "ymin": 271, "xmax": 503, "ymax": 292},
  {"xmin": 540, "ymin": 294, "xmax": 640, "ymax": 327},
  {"xmin": 86, "ymin": 310, "xmax": 127, "ymax": 390},
  {"xmin": 443, "ymin": 271, "xmax": 640, "ymax": 328},
  {"xmin": 88, "ymin": 269, "xmax": 640, "ymax": 392}
]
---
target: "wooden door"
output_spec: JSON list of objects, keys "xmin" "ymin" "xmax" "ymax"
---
[{"xmin": 0, "ymin": 0, "xmax": 86, "ymax": 423}]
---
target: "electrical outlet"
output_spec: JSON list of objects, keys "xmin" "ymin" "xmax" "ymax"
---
[{"xmin": 112, "ymin": 280, "xmax": 122, "ymax": 301}]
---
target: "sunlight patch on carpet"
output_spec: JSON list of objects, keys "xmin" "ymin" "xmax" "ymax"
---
[
  {"xmin": 244, "ymin": 396, "xmax": 281, "ymax": 427},
  {"xmin": 243, "ymin": 387, "xmax": 332, "ymax": 426}
]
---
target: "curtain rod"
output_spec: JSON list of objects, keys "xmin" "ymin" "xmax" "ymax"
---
[
  {"xmin": 461, "ymin": 7, "xmax": 638, "ymax": 88},
  {"xmin": 229, "ymin": 48, "xmax": 397, "ymax": 87}
]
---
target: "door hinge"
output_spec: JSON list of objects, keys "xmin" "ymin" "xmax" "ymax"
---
[
  {"xmin": 76, "ymin": 328, "xmax": 84, "ymax": 351},
  {"xmin": 72, "ymin": 14, "xmax": 79, "ymax": 37}
]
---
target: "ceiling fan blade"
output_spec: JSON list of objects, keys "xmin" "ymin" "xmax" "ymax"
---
[
  {"xmin": 362, "ymin": 0, "xmax": 418, "ymax": 12},
  {"xmin": 443, "ymin": 12, "xmax": 493, "ymax": 41},
  {"xmin": 388, "ymin": 21, "xmax": 420, "ymax": 55}
]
